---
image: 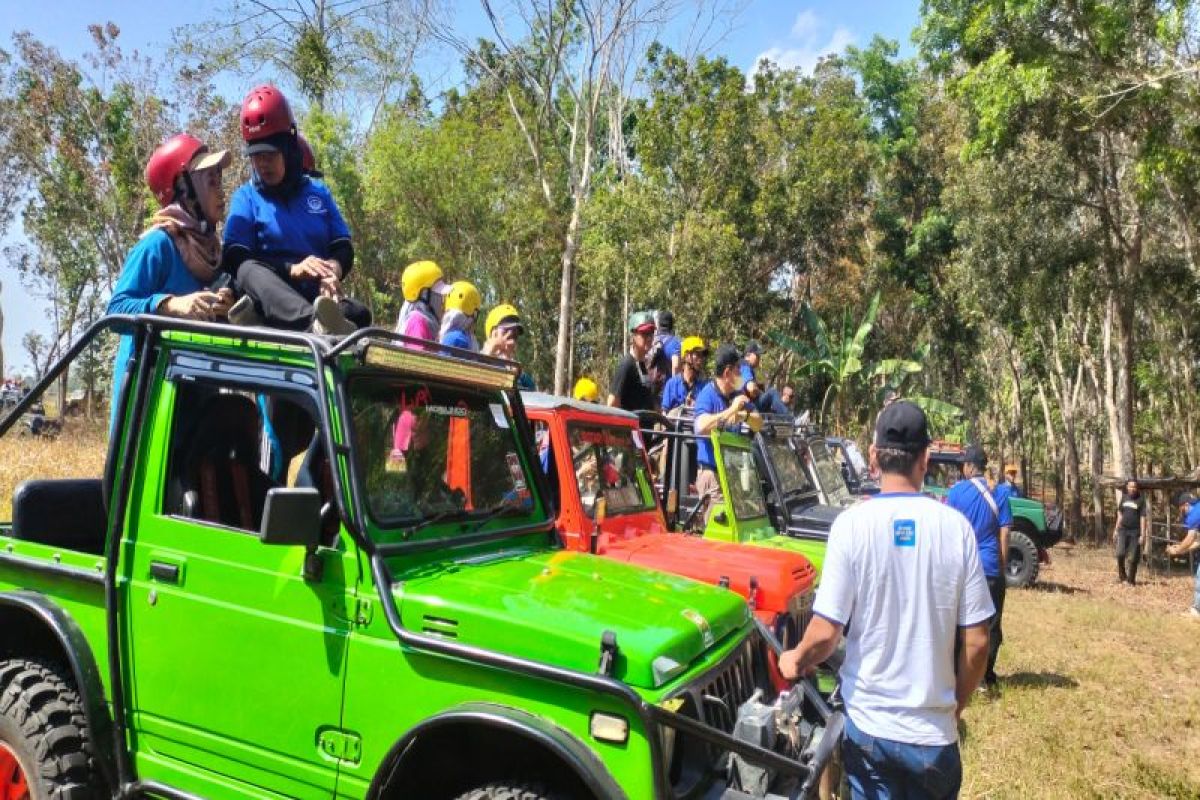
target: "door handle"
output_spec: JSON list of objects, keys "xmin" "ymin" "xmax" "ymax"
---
[{"xmin": 149, "ymin": 560, "xmax": 183, "ymax": 585}]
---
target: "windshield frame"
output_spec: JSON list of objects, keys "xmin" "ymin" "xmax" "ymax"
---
[
  {"xmin": 802, "ymin": 438, "xmax": 853, "ymax": 506},
  {"xmin": 762, "ymin": 435, "xmax": 818, "ymax": 499},
  {"xmin": 719, "ymin": 439, "xmax": 770, "ymax": 520},
  {"xmin": 344, "ymin": 369, "xmax": 553, "ymax": 554},
  {"xmin": 566, "ymin": 422, "xmax": 659, "ymax": 520}
]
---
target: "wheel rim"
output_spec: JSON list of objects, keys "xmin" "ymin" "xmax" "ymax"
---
[
  {"xmin": 1007, "ymin": 550, "xmax": 1024, "ymax": 577},
  {"xmin": 0, "ymin": 742, "xmax": 29, "ymax": 800}
]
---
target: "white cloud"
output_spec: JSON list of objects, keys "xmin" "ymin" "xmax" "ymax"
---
[
  {"xmin": 751, "ymin": 11, "xmax": 855, "ymax": 78},
  {"xmin": 790, "ymin": 9, "xmax": 820, "ymax": 40}
]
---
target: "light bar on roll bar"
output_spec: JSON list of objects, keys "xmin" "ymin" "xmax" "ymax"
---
[{"xmin": 356, "ymin": 339, "xmax": 520, "ymax": 390}]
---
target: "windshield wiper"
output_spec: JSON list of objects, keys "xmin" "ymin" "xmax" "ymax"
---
[
  {"xmin": 399, "ymin": 507, "xmax": 468, "ymax": 539},
  {"xmin": 465, "ymin": 500, "xmax": 524, "ymax": 534}
]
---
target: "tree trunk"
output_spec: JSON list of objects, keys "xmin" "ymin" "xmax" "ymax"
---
[
  {"xmin": 1089, "ymin": 430, "xmax": 1105, "ymax": 545},
  {"xmin": 553, "ymin": 185, "xmax": 586, "ymax": 395}
]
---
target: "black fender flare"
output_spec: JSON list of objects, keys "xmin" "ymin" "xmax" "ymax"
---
[
  {"xmin": 0, "ymin": 590, "xmax": 116, "ymax": 789},
  {"xmin": 367, "ymin": 702, "xmax": 628, "ymax": 800}
]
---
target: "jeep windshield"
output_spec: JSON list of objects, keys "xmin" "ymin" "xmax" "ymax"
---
[
  {"xmin": 347, "ymin": 374, "xmax": 545, "ymax": 541},
  {"xmin": 720, "ymin": 443, "xmax": 770, "ymax": 520},
  {"xmin": 764, "ymin": 437, "xmax": 816, "ymax": 498},
  {"xmin": 808, "ymin": 441, "xmax": 853, "ymax": 506},
  {"xmin": 568, "ymin": 423, "xmax": 657, "ymax": 519}
]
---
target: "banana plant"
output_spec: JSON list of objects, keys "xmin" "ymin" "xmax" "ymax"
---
[
  {"xmin": 769, "ymin": 291, "xmax": 881, "ymax": 427},
  {"xmin": 907, "ymin": 394, "xmax": 969, "ymax": 443}
]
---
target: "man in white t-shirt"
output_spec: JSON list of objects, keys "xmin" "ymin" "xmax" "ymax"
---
[{"xmin": 780, "ymin": 401, "xmax": 993, "ymax": 799}]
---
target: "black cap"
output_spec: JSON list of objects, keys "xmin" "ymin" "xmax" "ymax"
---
[
  {"xmin": 657, "ymin": 309, "xmax": 674, "ymax": 330},
  {"xmin": 714, "ymin": 344, "xmax": 741, "ymax": 374},
  {"xmin": 744, "ymin": 340, "xmax": 761, "ymax": 356},
  {"xmin": 245, "ymin": 131, "xmax": 291, "ymax": 156},
  {"xmin": 963, "ymin": 445, "xmax": 987, "ymax": 467},
  {"xmin": 874, "ymin": 401, "xmax": 931, "ymax": 452}
]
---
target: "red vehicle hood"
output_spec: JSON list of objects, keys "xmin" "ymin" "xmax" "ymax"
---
[{"xmin": 601, "ymin": 531, "xmax": 815, "ymax": 616}]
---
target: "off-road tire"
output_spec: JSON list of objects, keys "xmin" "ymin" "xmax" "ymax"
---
[
  {"xmin": 1005, "ymin": 529, "xmax": 1039, "ymax": 588},
  {"xmin": 0, "ymin": 659, "xmax": 99, "ymax": 799},
  {"xmin": 454, "ymin": 781, "xmax": 563, "ymax": 800}
]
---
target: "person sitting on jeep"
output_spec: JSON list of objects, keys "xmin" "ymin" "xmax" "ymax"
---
[
  {"xmin": 222, "ymin": 84, "xmax": 366, "ymax": 335},
  {"xmin": 661, "ymin": 336, "xmax": 709, "ymax": 413},
  {"xmin": 108, "ymin": 133, "xmax": 234, "ymax": 423}
]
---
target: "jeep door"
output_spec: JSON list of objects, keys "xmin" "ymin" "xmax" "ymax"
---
[{"xmin": 122, "ymin": 353, "xmax": 357, "ymax": 798}]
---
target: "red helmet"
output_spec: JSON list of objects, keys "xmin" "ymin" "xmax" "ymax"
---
[
  {"xmin": 145, "ymin": 133, "xmax": 206, "ymax": 207},
  {"xmin": 298, "ymin": 133, "xmax": 317, "ymax": 172},
  {"xmin": 240, "ymin": 84, "xmax": 294, "ymax": 142}
]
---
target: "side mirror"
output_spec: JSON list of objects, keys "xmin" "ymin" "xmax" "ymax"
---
[{"xmin": 259, "ymin": 488, "xmax": 322, "ymax": 549}]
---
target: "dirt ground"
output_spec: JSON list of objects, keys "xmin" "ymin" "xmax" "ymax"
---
[{"xmin": 960, "ymin": 543, "xmax": 1200, "ymax": 799}]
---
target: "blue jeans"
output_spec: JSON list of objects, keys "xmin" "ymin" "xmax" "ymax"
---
[{"xmin": 842, "ymin": 716, "xmax": 962, "ymax": 800}]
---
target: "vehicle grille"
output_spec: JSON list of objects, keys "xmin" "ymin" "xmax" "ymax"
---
[{"xmin": 694, "ymin": 641, "xmax": 757, "ymax": 733}]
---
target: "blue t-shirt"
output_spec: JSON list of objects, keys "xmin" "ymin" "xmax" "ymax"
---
[
  {"xmin": 662, "ymin": 334, "xmax": 681, "ymax": 360},
  {"xmin": 106, "ymin": 230, "xmax": 207, "ymax": 424},
  {"xmin": 693, "ymin": 381, "xmax": 731, "ymax": 469},
  {"xmin": 946, "ymin": 477, "xmax": 1013, "ymax": 578},
  {"xmin": 1184, "ymin": 501, "xmax": 1200, "ymax": 532},
  {"xmin": 993, "ymin": 481, "xmax": 1015, "ymax": 514},
  {"xmin": 661, "ymin": 375, "xmax": 706, "ymax": 412},
  {"xmin": 224, "ymin": 177, "xmax": 351, "ymax": 271}
]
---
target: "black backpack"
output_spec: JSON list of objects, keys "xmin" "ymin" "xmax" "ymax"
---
[{"xmin": 646, "ymin": 334, "xmax": 672, "ymax": 397}]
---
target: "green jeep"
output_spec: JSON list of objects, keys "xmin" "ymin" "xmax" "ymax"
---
[
  {"xmin": 650, "ymin": 412, "xmax": 827, "ymax": 576},
  {"xmin": 0, "ymin": 318, "xmax": 840, "ymax": 800}
]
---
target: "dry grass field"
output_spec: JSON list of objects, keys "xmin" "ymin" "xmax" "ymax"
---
[
  {"xmin": 0, "ymin": 421, "xmax": 109, "ymax": 519},
  {"xmin": 960, "ymin": 544, "xmax": 1200, "ymax": 799},
  {"xmin": 1, "ymin": 425, "xmax": 1197, "ymax": 797}
]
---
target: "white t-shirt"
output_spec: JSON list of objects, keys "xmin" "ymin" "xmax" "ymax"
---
[{"xmin": 813, "ymin": 491, "xmax": 994, "ymax": 745}]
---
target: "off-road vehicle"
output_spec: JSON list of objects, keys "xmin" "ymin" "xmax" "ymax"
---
[
  {"xmin": 645, "ymin": 412, "xmax": 828, "ymax": 576},
  {"xmin": 0, "ymin": 317, "xmax": 842, "ymax": 800},
  {"xmin": 525, "ymin": 393, "xmax": 816, "ymax": 649},
  {"xmin": 750, "ymin": 423, "xmax": 851, "ymax": 542}
]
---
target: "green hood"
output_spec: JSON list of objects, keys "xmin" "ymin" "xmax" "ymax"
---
[{"xmin": 394, "ymin": 548, "xmax": 750, "ymax": 689}]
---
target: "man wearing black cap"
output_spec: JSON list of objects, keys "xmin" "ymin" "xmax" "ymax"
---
[
  {"xmin": 946, "ymin": 445, "xmax": 1011, "ymax": 691},
  {"xmin": 693, "ymin": 344, "xmax": 758, "ymax": 521},
  {"xmin": 607, "ymin": 311, "xmax": 657, "ymax": 411},
  {"xmin": 780, "ymin": 401, "xmax": 993, "ymax": 799}
]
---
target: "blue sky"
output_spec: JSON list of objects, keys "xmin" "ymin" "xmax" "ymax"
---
[{"xmin": 0, "ymin": 0, "xmax": 920, "ymax": 372}]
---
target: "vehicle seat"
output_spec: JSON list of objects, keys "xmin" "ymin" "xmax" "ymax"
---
[
  {"xmin": 178, "ymin": 394, "xmax": 276, "ymax": 531},
  {"xmin": 11, "ymin": 479, "xmax": 106, "ymax": 555}
]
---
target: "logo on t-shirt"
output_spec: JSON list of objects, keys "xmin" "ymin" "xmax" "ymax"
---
[
  {"xmin": 305, "ymin": 194, "xmax": 326, "ymax": 214},
  {"xmin": 893, "ymin": 519, "xmax": 916, "ymax": 547}
]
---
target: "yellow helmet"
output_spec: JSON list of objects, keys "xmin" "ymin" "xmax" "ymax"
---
[
  {"xmin": 485, "ymin": 303, "xmax": 523, "ymax": 337},
  {"xmin": 573, "ymin": 377, "xmax": 600, "ymax": 403},
  {"xmin": 445, "ymin": 281, "xmax": 482, "ymax": 316},
  {"xmin": 401, "ymin": 260, "xmax": 444, "ymax": 303},
  {"xmin": 681, "ymin": 335, "xmax": 708, "ymax": 356}
]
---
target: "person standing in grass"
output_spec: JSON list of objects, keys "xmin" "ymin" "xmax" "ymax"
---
[
  {"xmin": 947, "ymin": 446, "xmax": 1010, "ymax": 691},
  {"xmin": 1167, "ymin": 494, "xmax": 1200, "ymax": 619},
  {"xmin": 780, "ymin": 402, "xmax": 993, "ymax": 800},
  {"xmin": 1112, "ymin": 478, "xmax": 1148, "ymax": 586}
]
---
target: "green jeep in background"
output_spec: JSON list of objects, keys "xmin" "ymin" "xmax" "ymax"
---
[
  {"xmin": 0, "ymin": 318, "xmax": 841, "ymax": 800},
  {"xmin": 924, "ymin": 445, "xmax": 1063, "ymax": 588}
]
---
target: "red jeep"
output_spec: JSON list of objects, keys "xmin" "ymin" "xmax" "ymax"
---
[{"xmin": 524, "ymin": 392, "xmax": 816, "ymax": 647}]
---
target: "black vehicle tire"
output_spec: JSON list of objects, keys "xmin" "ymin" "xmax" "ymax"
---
[
  {"xmin": 1005, "ymin": 529, "xmax": 1040, "ymax": 588},
  {"xmin": 454, "ymin": 782, "xmax": 563, "ymax": 800},
  {"xmin": 0, "ymin": 659, "xmax": 100, "ymax": 800}
]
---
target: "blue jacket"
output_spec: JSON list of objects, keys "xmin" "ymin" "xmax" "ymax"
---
[{"xmin": 107, "ymin": 230, "xmax": 205, "ymax": 424}]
